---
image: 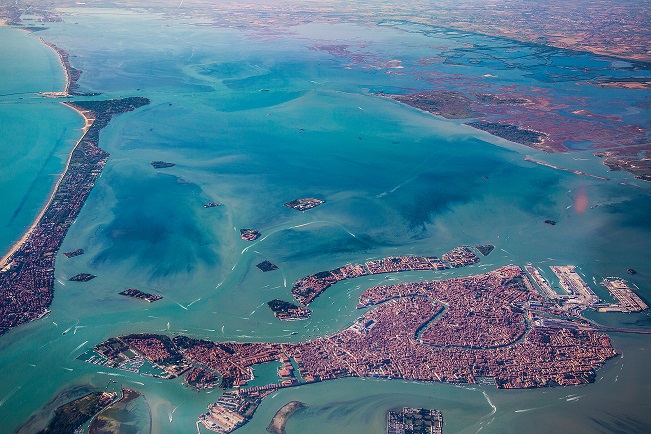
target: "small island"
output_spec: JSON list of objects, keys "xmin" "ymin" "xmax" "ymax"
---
[
  {"xmin": 88, "ymin": 388, "xmax": 149, "ymax": 434},
  {"xmin": 240, "ymin": 229, "xmax": 261, "ymax": 241},
  {"xmin": 380, "ymin": 90, "xmax": 477, "ymax": 119},
  {"xmin": 256, "ymin": 261, "xmax": 278, "ymax": 272},
  {"xmin": 267, "ymin": 299, "xmax": 311, "ymax": 321},
  {"xmin": 63, "ymin": 248, "xmax": 85, "ymax": 258},
  {"xmin": 119, "ymin": 288, "xmax": 163, "ymax": 303},
  {"xmin": 36, "ymin": 391, "xmax": 117, "ymax": 434},
  {"xmin": 69, "ymin": 273, "xmax": 96, "ymax": 282},
  {"xmin": 151, "ymin": 161, "xmax": 175, "ymax": 169},
  {"xmin": 475, "ymin": 244, "xmax": 494, "ymax": 256},
  {"xmin": 466, "ymin": 121, "xmax": 547, "ymax": 147},
  {"xmin": 267, "ymin": 401, "xmax": 307, "ymax": 434},
  {"xmin": 0, "ymin": 97, "xmax": 149, "ymax": 336},
  {"xmin": 283, "ymin": 198, "xmax": 325, "ymax": 211},
  {"xmin": 387, "ymin": 407, "xmax": 443, "ymax": 434},
  {"xmin": 291, "ymin": 246, "xmax": 480, "ymax": 306},
  {"xmin": 525, "ymin": 156, "xmax": 609, "ymax": 181}
]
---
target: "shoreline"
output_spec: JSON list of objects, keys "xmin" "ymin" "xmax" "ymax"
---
[
  {"xmin": 0, "ymin": 26, "xmax": 150, "ymax": 336},
  {"xmin": 40, "ymin": 37, "xmax": 72, "ymax": 95},
  {"xmin": 266, "ymin": 401, "xmax": 306, "ymax": 434},
  {"xmin": 0, "ymin": 105, "xmax": 93, "ymax": 270},
  {"xmin": 524, "ymin": 156, "xmax": 610, "ymax": 181},
  {"xmin": 377, "ymin": 92, "xmax": 561, "ymax": 154},
  {"xmin": 377, "ymin": 89, "xmax": 648, "ymax": 181},
  {"xmin": 0, "ymin": 95, "xmax": 149, "ymax": 335},
  {"xmin": 5, "ymin": 27, "xmax": 73, "ymax": 95},
  {"xmin": 0, "ymin": 30, "xmax": 92, "ymax": 270}
]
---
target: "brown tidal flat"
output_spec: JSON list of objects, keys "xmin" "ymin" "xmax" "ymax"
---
[{"xmin": 266, "ymin": 401, "xmax": 306, "ymax": 434}]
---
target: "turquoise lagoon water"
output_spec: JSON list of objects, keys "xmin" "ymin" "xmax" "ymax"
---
[
  {"xmin": 0, "ymin": 8, "xmax": 650, "ymax": 433},
  {"xmin": 0, "ymin": 27, "xmax": 82, "ymax": 253}
]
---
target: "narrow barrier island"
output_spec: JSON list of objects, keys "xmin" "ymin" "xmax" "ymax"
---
[{"xmin": 0, "ymin": 97, "xmax": 149, "ymax": 336}]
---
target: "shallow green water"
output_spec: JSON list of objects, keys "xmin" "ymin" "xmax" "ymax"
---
[{"xmin": 0, "ymin": 8, "xmax": 650, "ymax": 434}]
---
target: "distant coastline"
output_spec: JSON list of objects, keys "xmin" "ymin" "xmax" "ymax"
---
[
  {"xmin": 524, "ymin": 156, "xmax": 610, "ymax": 181},
  {"xmin": 41, "ymin": 37, "xmax": 71, "ymax": 95},
  {"xmin": 39, "ymin": 38, "xmax": 98, "ymax": 97}
]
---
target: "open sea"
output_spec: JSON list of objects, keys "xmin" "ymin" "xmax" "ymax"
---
[{"xmin": 0, "ymin": 8, "xmax": 650, "ymax": 434}]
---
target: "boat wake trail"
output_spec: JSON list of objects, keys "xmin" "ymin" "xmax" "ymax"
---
[
  {"xmin": 69, "ymin": 340, "xmax": 89, "ymax": 355},
  {"xmin": 483, "ymin": 391, "xmax": 497, "ymax": 416}
]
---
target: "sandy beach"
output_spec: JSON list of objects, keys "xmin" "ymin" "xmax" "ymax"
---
[
  {"xmin": 39, "ymin": 37, "xmax": 72, "ymax": 95},
  {"xmin": 0, "ymin": 104, "xmax": 94, "ymax": 270},
  {"xmin": 0, "ymin": 29, "xmax": 94, "ymax": 270}
]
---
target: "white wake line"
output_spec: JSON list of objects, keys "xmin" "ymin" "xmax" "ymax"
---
[
  {"xmin": 376, "ymin": 152, "xmax": 443, "ymax": 198},
  {"xmin": 97, "ymin": 371, "xmax": 125, "ymax": 377},
  {"xmin": 69, "ymin": 340, "xmax": 89, "ymax": 355},
  {"xmin": 377, "ymin": 175, "xmax": 418, "ymax": 198},
  {"xmin": 230, "ymin": 220, "xmax": 364, "ymax": 285},
  {"xmin": 483, "ymin": 391, "xmax": 497, "ymax": 416},
  {"xmin": 0, "ymin": 380, "xmax": 27, "ymax": 407},
  {"xmin": 240, "ymin": 222, "xmax": 320, "ymax": 254},
  {"xmin": 164, "ymin": 295, "xmax": 188, "ymax": 310},
  {"xmin": 239, "ymin": 219, "xmax": 360, "ymax": 260}
]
